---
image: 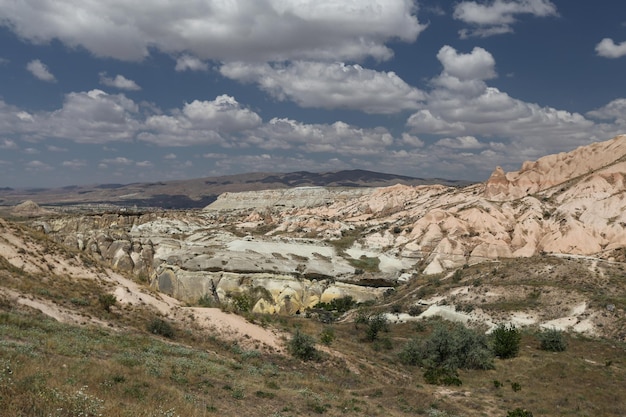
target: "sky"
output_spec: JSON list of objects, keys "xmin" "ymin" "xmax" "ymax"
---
[{"xmin": 0, "ymin": 0, "xmax": 626, "ymax": 188}]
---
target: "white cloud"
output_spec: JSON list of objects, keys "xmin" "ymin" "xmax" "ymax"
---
[
  {"xmin": 136, "ymin": 160, "xmax": 153, "ymax": 167},
  {"xmin": 434, "ymin": 136, "xmax": 485, "ymax": 149},
  {"xmin": 139, "ymin": 95, "xmax": 262, "ymax": 146},
  {"xmin": 0, "ymin": 0, "xmax": 426, "ymax": 62},
  {"xmin": 47, "ymin": 145, "xmax": 67, "ymax": 152},
  {"xmin": 26, "ymin": 59, "xmax": 56, "ymax": 82},
  {"xmin": 252, "ymin": 118, "xmax": 395, "ymax": 155},
  {"xmin": 62, "ymin": 159, "xmax": 87, "ymax": 169},
  {"xmin": 220, "ymin": 61, "xmax": 425, "ymax": 114},
  {"xmin": 454, "ymin": 0, "xmax": 557, "ymax": 38},
  {"xmin": 436, "ymin": 45, "xmax": 496, "ymax": 80},
  {"xmin": 39, "ymin": 90, "xmax": 141, "ymax": 143},
  {"xmin": 25, "ymin": 160, "xmax": 52, "ymax": 171},
  {"xmin": 408, "ymin": 46, "xmax": 596, "ymax": 156},
  {"xmin": 0, "ymin": 139, "xmax": 18, "ymax": 149},
  {"xmin": 400, "ymin": 133, "xmax": 424, "ymax": 147},
  {"xmin": 163, "ymin": 153, "xmax": 177, "ymax": 160},
  {"xmin": 101, "ymin": 157, "xmax": 134, "ymax": 165},
  {"xmin": 595, "ymin": 38, "xmax": 626, "ymax": 58},
  {"xmin": 24, "ymin": 147, "xmax": 39, "ymax": 154},
  {"xmin": 175, "ymin": 55, "xmax": 208, "ymax": 72},
  {"xmin": 99, "ymin": 73, "xmax": 141, "ymax": 91}
]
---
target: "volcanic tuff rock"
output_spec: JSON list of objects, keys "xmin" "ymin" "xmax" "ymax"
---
[{"xmin": 34, "ymin": 134, "xmax": 626, "ymax": 314}]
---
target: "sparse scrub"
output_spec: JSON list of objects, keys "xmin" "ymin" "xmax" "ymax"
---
[
  {"xmin": 538, "ymin": 328, "xmax": 567, "ymax": 352},
  {"xmin": 365, "ymin": 313, "xmax": 389, "ymax": 341},
  {"xmin": 98, "ymin": 293, "xmax": 117, "ymax": 312},
  {"xmin": 288, "ymin": 329, "xmax": 319, "ymax": 361},
  {"xmin": 491, "ymin": 324, "xmax": 522, "ymax": 359},
  {"xmin": 507, "ymin": 409, "xmax": 533, "ymax": 417},
  {"xmin": 319, "ymin": 327, "xmax": 335, "ymax": 346},
  {"xmin": 401, "ymin": 322, "xmax": 493, "ymax": 371},
  {"xmin": 148, "ymin": 318, "xmax": 175, "ymax": 339}
]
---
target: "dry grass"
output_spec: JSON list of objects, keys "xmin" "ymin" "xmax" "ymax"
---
[{"xmin": 1, "ymin": 220, "xmax": 625, "ymax": 416}]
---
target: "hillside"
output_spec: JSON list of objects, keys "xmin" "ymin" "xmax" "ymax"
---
[
  {"xmin": 1, "ymin": 135, "xmax": 626, "ymax": 415},
  {"xmin": 0, "ymin": 169, "xmax": 468, "ymax": 210}
]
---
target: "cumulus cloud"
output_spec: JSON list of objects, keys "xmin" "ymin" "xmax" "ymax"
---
[
  {"xmin": 220, "ymin": 61, "xmax": 425, "ymax": 114},
  {"xmin": 26, "ymin": 59, "xmax": 56, "ymax": 82},
  {"xmin": 407, "ymin": 45, "xmax": 596, "ymax": 156},
  {"xmin": 62, "ymin": 159, "xmax": 87, "ymax": 169},
  {"xmin": 436, "ymin": 46, "xmax": 496, "ymax": 80},
  {"xmin": 434, "ymin": 136, "xmax": 485, "ymax": 149},
  {"xmin": 0, "ymin": 139, "xmax": 18, "ymax": 149},
  {"xmin": 139, "ymin": 95, "xmax": 262, "ymax": 146},
  {"xmin": 250, "ymin": 118, "xmax": 395, "ymax": 155},
  {"xmin": 37, "ymin": 90, "xmax": 141, "ymax": 143},
  {"xmin": 454, "ymin": 0, "xmax": 558, "ymax": 38},
  {"xmin": 135, "ymin": 160, "xmax": 153, "ymax": 167},
  {"xmin": 99, "ymin": 72, "xmax": 141, "ymax": 90},
  {"xmin": 101, "ymin": 157, "xmax": 134, "ymax": 166},
  {"xmin": 175, "ymin": 55, "xmax": 209, "ymax": 72},
  {"xmin": 0, "ymin": 0, "xmax": 425, "ymax": 62},
  {"xmin": 595, "ymin": 38, "xmax": 626, "ymax": 58},
  {"xmin": 25, "ymin": 160, "xmax": 52, "ymax": 171}
]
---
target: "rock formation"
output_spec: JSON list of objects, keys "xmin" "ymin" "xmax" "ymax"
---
[{"xmin": 35, "ymin": 134, "xmax": 626, "ymax": 313}]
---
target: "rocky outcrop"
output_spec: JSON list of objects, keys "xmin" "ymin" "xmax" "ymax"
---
[
  {"xmin": 484, "ymin": 134, "xmax": 626, "ymax": 200},
  {"xmin": 33, "ymin": 134, "xmax": 626, "ymax": 312},
  {"xmin": 206, "ymin": 186, "xmax": 374, "ymax": 211}
]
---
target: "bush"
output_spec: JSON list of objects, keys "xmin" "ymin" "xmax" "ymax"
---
[
  {"xmin": 197, "ymin": 293, "xmax": 214, "ymax": 307},
  {"xmin": 289, "ymin": 329, "xmax": 319, "ymax": 361},
  {"xmin": 538, "ymin": 328, "xmax": 567, "ymax": 352},
  {"xmin": 98, "ymin": 294, "xmax": 117, "ymax": 312},
  {"xmin": 147, "ymin": 318, "xmax": 175, "ymax": 339},
  {"xmin": 399, "ymin": 338, "xmax": 421, "ymax": 366},
  {"xmin": 418, "ymin": 322, "xmax": 494, "ymax": 371},
  {"xmin": 423, "ymin": 367, "xmax": 462, "ymax": 386},
  {"xmin": 507, "ymin": 408, "xmax": 533, "ymax": 417},
  {"xmin": 319, "ymin": 327, "xmax": 335, "ymax": 346},
  {"xmin": 491, "ymin": 324, "xmax": 522, "ymax": 359},
  {"xmin": 365, "ymin": 313, "xmax": 389, "ymax": 341}
]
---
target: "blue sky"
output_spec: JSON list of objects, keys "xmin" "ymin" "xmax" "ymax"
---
[{"xmin": 0, "ymin": 0, "xmax": 625, "ymax": 188}]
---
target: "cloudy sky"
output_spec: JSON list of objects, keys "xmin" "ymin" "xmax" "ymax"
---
[{"xmin": 1, "ymin": 0, "xmax": 625, "ymax": 188}]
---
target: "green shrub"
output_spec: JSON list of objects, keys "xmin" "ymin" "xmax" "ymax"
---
[
  {"xmin": 538, "ymin": 328, "xmax": 567, "ymax": 352},
  {"xmin": 197, "ymin": 293, "xmax": 214, "ymax": 307},
  {"xmin": 314, "ymin": 296, "xmax": 355, "ymax": 313},
  {"xmin": 289, "ymin": 329, "xmax": 319, "ymax": 361},
  {"xmin": 507, "ymin": 408, "xmax": 533, "ymax": 417},
  {"xmin": 147, "ymin": 318, "xmax": 175, "ymax": 339},
  {"xmin": 491, "ymin": 324, "xmax": 522, "ymax": 359},
  {"xmin": 398, "ymin": 338, "xmax": 421, "ymax": 366},
  {"xmin": 365, "ymin": 313, "xmax": 389, "ymax": 341},
  {"xmin": 319, "ymin": 327, "xmax": 335, "ymax": 346},
  {"xmin": 98, "ymin": 293, "xmax": 117, "ymax": 312},
  {"xmin": 423, "ymin": 367, "xmax": 462, "ymax": 386},
  {"xmin": 231, "ymin": 293, "xmax": 252, "ymax": 313},
  {"xmin": 418, "ymin": 322, "xmax": 494, "ymax": 371}
]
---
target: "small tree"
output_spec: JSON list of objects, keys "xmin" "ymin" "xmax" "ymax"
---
[
  {"xmin": 98, "ymin": 293, "xmax": 117, "ymax": 312},
  {"xmin": 538, "ymin": 328, "xmax": 566, "ymax": 352},
  {"xmin": 365, "ymin": 313, "xmax": 389, "ymax": 341},
  {"xmin": 319, "ymin": 327, "xmax": 335, "ymax": 346},
  {"xmin": 148, "ymin": 318, "xmax": 175, "ymax": 338},
  {"xmin": 289, "ymin": 329, "xmax": 319, "ymax": 361},
  {"xmin": 492, "ymin": 324, "xmax": 521, "ymax": 359}
]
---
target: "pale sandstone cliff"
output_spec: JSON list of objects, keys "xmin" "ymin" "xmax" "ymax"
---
[{"xmin": 36, "ymin": 134, "xmax": 626, "ymax": 313}]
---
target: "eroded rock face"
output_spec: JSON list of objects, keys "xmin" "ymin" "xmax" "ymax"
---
[{"xmin": 36, "ymin": 134, "xmax": 626, "ymax": 312}]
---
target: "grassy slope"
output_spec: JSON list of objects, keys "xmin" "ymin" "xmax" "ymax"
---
[{"xmin": 0, "ymin": 221, "xmax": 625, "ymax": 416}]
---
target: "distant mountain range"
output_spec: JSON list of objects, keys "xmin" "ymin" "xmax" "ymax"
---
[{"xmin": 0, "ymin": 170, "xmax": 470, "ymax": 209}]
